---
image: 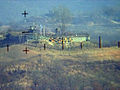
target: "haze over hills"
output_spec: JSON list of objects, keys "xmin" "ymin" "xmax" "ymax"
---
[
  {"xmin": 0, "ymin": 0, "xmax": 120, "ymax": 44},
  {"xmin": 0, "ymin": 0, "xmax": 120, "ymax": 23}
]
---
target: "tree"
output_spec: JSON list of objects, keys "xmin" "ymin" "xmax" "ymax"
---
[
  {"xmin": 48, "ymin": 6, "xmax": 73, "ymax": 35},
  {"xmin": 102, "ymin": 6, "xmax": 120, "ymax": 20}
]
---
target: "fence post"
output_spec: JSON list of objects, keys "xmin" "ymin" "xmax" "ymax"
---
[
  {"xmin": 44, "ymin": 44, "xmax": 46, "ymax": 50},
  {"xmin": 7, "ymin": 44, "xmax": 9, "ymax": 52},
  {"xmin": 99, "ymin": 36, "xmax": 102, "ymax": 48},
  {"xmin": 118, "ymin": 41, "xmax": 120, "ymax": 48},
  {"xmin": 80, "ymin": 42, "xmax": 83, "ymax": 49},
  {"xmin": 62, "ymin": 37, "xmax": 64, "ymax": 50}
]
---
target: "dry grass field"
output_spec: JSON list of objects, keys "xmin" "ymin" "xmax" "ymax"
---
[{"xmin": 0, "ymin": 44, "xmax": 120, "ymax": 90}]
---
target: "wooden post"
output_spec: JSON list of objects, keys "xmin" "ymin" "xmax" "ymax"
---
[
  {"xmin": 7, "ymin": 44, "xmax": 9, "ymax": 52},
  {"xmin": 44, "ymin": 44, "xmax": 46, "ymax": 50},
  {"xmin": 99, "ymin": 36, "xmax": 102, "ymax": 48},
  {"xmin": 118, "ymin": 41, "xmax": 120, "ymax": 48},
  {"xmin": 80, "ymin": 42, "xmax": 83, "ymax": 49},
  {"xmin": 62, "ymin": 37, "xmax": 64, "ymax": 50}
]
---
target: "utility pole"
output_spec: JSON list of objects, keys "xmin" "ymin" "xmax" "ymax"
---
[
  {"xmin": 42, "ymin": 25, "xmax": 46, "ymax": 36},
  {"xmin": 22, "ymin": 10, "xmax": 28, "ymax": 23}
]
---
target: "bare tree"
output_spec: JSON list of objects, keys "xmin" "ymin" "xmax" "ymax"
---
[{"xmin": 48, "ymin": 6, "xmax": 73, "ymax": 35}]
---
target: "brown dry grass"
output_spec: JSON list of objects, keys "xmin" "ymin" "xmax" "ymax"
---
[
  {"xmin": 0, "ymin": 45, "xmax": 120, "ymax": 63},
  {"xmin": 0, "ymin": 44, "xmax": 120, "ymax": 89}
]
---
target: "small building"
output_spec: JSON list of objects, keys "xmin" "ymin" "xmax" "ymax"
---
[
  {"xmin": 22, "ymin": 25, "xmax": 40, "ymax": 41},
  {"xmin": 49, "ymin": 34, "xmax": 90, "ymax": 44},
  {"xmin": 50, "ymin": 31, "xmax": 90, "ymax": 43},
  {"xmin": 71, "ymin": 34, "xmax": 90, "ymax": 42}
]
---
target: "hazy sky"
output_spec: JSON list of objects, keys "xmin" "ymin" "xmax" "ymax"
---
[{"xmin": 0, "ymin": 0, "xmax": 119, "ymax": 23}]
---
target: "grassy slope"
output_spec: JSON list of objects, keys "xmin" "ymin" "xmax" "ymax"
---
[{"xmin": 0, "ymin": 44, "xmax": 120, "ymax": 89}]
